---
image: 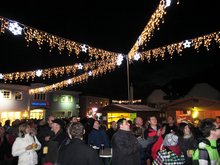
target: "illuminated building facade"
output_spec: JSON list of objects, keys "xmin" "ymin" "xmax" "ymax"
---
[{"xmin": 0, "ymin": 83, "xmax": 80, "ymax": 124}]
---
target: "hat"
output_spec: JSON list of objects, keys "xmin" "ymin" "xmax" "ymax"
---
[
  {"xmin": 52, "ymin": 119, "xmax": 65, "ymax": 128},
  {"xmin": 163, "ymin": 133, "xmax": 178, "ymax": 146}
]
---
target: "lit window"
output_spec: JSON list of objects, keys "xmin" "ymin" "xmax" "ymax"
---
[
  {"xmin": 34, "ymin": 93, "xmax": 46, "ymax": 101},
  {"xmin": 0, "ymin": 90, "xmax": 12, "ymax": 99},
  {"xmin": 15, "ymin": 92, "xmax": 23, "ymax": 100},
  {"xmin": 60, "ymin": 95, "xmax": 73, "ymax": 103}
]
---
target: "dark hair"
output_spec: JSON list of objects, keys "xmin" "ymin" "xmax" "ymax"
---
[
  {"xmin": 199, "ymin": 118, "xmax": 216, "ymax": 138},
  {"xmin": 147, "ymin": 115, "xmax": 157, "ymax": 121},
  {"xmin": 177, "ymin": 122, "xmax": 194, "ymax": 137},
  {"xmin": 117, "ymin": 118, "xmax": 126, "ymax": 129}
]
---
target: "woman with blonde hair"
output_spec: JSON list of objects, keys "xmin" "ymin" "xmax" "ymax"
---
[{"xmin": 12, "ymin": 122, "xmax": 41, "ymax": 165}]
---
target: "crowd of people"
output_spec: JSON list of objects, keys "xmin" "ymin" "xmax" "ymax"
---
[{"xmin": 0, "ymin": 114, "xmax": 220, "ymax": 165}]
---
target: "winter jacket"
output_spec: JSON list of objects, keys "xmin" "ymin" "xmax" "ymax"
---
[
  {"xmin": 12, "ymin": 134, "xmax": 41, "ymax": 165},
  {"xmin": 192, "ymin": 139, "xmax": 220, "ymax": 165}
]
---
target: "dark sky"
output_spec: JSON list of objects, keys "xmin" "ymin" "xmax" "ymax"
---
[{"xmin": 0, "ymin": 0, "xmax": 220, "ymax": 100}]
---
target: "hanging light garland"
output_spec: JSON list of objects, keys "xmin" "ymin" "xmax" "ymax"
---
[
  {"xmin": 138, "ymin": 31, "xmax": 220, "ymax": 62},
  {"xmin": 1, "ymin": 0, "xmax": 219, "ymax": 96},
  {"xmin": 1, "ymin": 56, "xmax": 118, "ymax": 82},
  {"xmin": 29, "ymin": 56, "xmax": 118, "ymax": 94},
  {"xmin": 0, "ymin": 16, "xmax": 119, "ymax": 59},
  {"xmin": 112, "ymin": 99, "xmax": 142, "ymax": 104},
  {"xmin": 128, "ymin": 0, "xmax": 179, "ymax": 60}
]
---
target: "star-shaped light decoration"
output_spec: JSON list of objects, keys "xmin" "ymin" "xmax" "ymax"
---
[
  {"xmin": 78, "ymin": 63, "xmax": 83, "ymax": 70},
  {"xmin": 0, "ymin": 73, "xmax": 3, "ymax": 79},
  {"xmin": 81, "ymin": 44, "xmax": 88, "ymax": 53},
  {"xmin": 134, "ymin": 52, "xmax": 140, "ymax": 61},
  {"xmin": 117, "ymin": 54, "xmax": 124, "ymax": 66},
  {"xmin": 183, "ymin": 40, "xmax": 191, "ymax": 48},
  {"xmin": 165, "ymin": 0, "xmax": 172, "ymax": 8},
  {"xmin": 8, "ymin": 22, "xmax": 23, "ymax": 35},
  {"xmin": 67, "ymin": 79, "xmax": 72, "ymax": 84},
  {"xmin": 36, "ymin": 70, "xmax": 43, "ymax": 77},
  {"xmin": 88, "ymin": 71, "xmax": 93, "ymax": 76}
]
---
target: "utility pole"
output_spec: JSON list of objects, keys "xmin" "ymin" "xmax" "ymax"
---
[{"xmin": 126, "ymin": 55, "xmax": 131, "ymax": 102}]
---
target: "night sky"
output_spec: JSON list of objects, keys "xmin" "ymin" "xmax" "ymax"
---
[{"xmin": 0, "ymin": 0, "xmax": 220, "ymax": 100}]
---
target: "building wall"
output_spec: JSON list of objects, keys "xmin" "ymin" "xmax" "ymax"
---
[
  {"xmin": 0, "ymin": 83, "xmax": 30, "ymax": 124},
  {"xmin": 0, "ymin": 83, "xmax": 80, "ymax": 123},
  {"xmin": 49, "ymin": 91, "xmax": 80, "ymax": 118}
]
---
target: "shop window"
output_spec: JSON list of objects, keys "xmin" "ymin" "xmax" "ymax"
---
[
  {"xmin": 60, "ymin": 95, "xmax": 73, "ymax": 103},
  {"xmin": 34, "ymin": 93, "xmax": 46, "ymax": 101},
  {"xmin": 0, "ymin": 90, "xmax": 12, "ymax": 99},
  {"xmin": 15, "ymin": 92, "xmax": 23, "ymax": 100}
]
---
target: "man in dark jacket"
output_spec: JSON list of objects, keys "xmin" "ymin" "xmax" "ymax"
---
[
  {"xmin": 112, "ymin": 118, "xmax": 141, "ymax": 165},
  {"xmin": 57, "ymin": 122, "xmax": 102, "ymax": 165},
  {"xmin": 44, "ymin": 118, "xmax": 68, "ymax": 164}
]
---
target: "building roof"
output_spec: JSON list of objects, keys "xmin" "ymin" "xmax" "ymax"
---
[
  {"xmin": 146, "ymin": 89, "xmax": 169, "ymax": 104},
  {"xmin": 185, "ymin": 83, "xmax": 220, "ymax": 100},
  {"xmin": 164, "ymin": 97, "xmax": 220, "ymax": 111},
  {"xmin": 100, "ymin": 104, "xmax": 159, "ymax": 112},
  {"xmin": 0, "ymin": 83, "xmax": 29, "ymax": 91}
]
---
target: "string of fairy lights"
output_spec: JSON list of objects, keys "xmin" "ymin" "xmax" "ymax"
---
[
  {"xmin": 0, "ymin": 0, "xmax": 171, "ymax": 94},
  {"xmin": 29, "ymin": 57, "xmax": 118, "ymax": 94},
  {"xmin": 0, "ymin": 16, "xmax": 119, "ymax": 59},
  {"xmin": 0, "ymin": 0, "xmax": 220, "ymax": 95},
  {"xmin": 128, "ymin": 0, "xmax": 176, "ymax": 60},
  {"xmin": 135, "ymin": 31, "xmax": 220, "ymax": 62},
  {"xmin": 1, "ymin": 56, "xmax": 123, "ymax": 82}
]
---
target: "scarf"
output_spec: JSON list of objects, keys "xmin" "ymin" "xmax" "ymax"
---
[{"xmin": 167, "ymin": 145, "xmax": 182, "ymax": 156}]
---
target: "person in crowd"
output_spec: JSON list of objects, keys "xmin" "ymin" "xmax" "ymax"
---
[
  {"xmin": 192, "ymin": 118, "xmax": 220, "ymax": 164},
  {"xmin": 165, "ymin": 115, "xmax": 178, "ymax": 134},
  {"xmin": 57, "ymin": 122, "xmax": 102, "ymax": 165},
  {"xmin": 37, "ymin": 115, "xmax": 55, "ymax": 165},
  {"xmin": 4, "ymin": 120, "xmax": 11, "ymax": 133},
  {"xmin": 134, "ymin": 117, "xmax": 145, "ymax": 138},
  {"xmin": 177, "ymin": 121, "xmax": 197, "ymax": 165},
  {"xmin": 69, "ymin": 116, "xmax": 78, "ymax": 123},
  {"xmin": 153, "ymin": 133, "xmax": 185, "ymax": 165},
  {"xmin": 11, "ymin": 122, "xmax": 41, "ymax": 165},
  {"xmin": 151, "ymin": 123, "xmax": 168, "ymax": 161},
  {"xmin": 127, "ymin": 120, "xmax": 133, "ymax": 130},
  {"xmin": 106, "ymin": 121, "xmax": 117, "ymax": 144},
  {"xmin": 132, "ymin": 126, "xmax": 155, "ymax": 165},
  {"xmin": 99, "ymin": 121, "xmax": 108, "ymax": 131},
  {"xmin": 112, "ymin": 118, "xmax": 141, "ymax": 165},
  {"xmin": 83, "ymin": 117, "xmax": 96, "ymax": 144},
  {"xmin": 144, "ymin": 115, "xmax": 160, "ymax": 165},
  {"xmin": 44, "ymin": 118, "xmax": 68, "ymax": 165},
  {"xmin": 7, "ymin": 119, "xmax": 20, "ymax": 139},
  {"xmin": 87, "ymin": 120, "xmax": 109, "ymax": 149},
  {"xmin": 0, "ymin": 125, "xmax": 14, "ymax": 165}
]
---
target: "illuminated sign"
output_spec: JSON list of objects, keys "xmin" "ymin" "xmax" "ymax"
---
[{"xmin": 32, "ymin": 102, "xmax": 47, "ymax": 106}]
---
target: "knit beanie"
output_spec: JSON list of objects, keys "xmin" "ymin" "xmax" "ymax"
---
[{"xmin": 163, "ymin": 133, "xmax": 178, "ymax": 146}]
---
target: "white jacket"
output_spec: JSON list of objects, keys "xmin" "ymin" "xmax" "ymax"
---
[{"xmin": 12, "ymin": 134, "xmax": 41, "ymax": 165}]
